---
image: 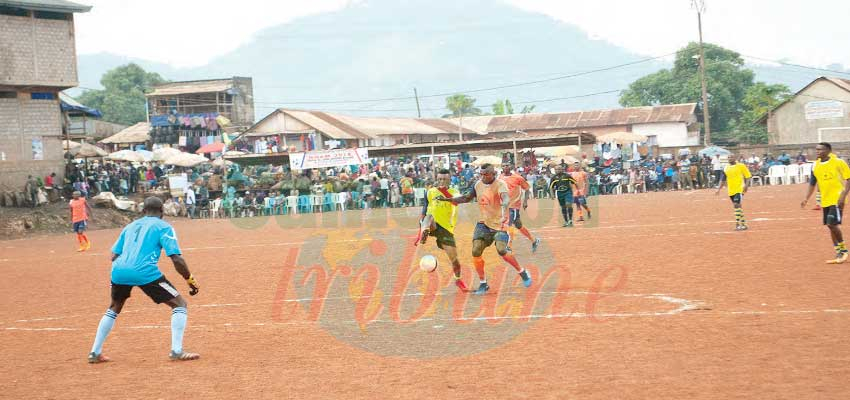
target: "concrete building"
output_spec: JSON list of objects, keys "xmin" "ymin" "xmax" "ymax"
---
[
  {"xmin": 240, "ymin": 104, "xmax": 697, "ymax": 153},
  {"xmin": 144, "ymin": 77, "xmax": 254, "ymax": 152},
  {"xmin": 59, "ymin": 92, "xmax": 126, "ymax": 142},
  {"xmin": 763, "ymin": 76, "xmax": 850, "ymax": 145},
  {"xmin": 0, "ymin": 0, "xmax": 91, "ymax": 189}
]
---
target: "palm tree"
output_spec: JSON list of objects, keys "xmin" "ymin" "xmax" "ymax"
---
[
  {"xmin": 442, "ymin": 94, "xmax": 482, "ymax": 118},
  {"xmin": 491, "ymin": 99, "xmax": 536, "ymax": 115}
]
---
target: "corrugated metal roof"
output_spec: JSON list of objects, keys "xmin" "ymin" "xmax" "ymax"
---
[
  {"xmin": 147, "ymin": 79, "xmax": 233, "ymax": 97},
  {"xmin": 99, "ymin": 122, "xmax": 150, "ymax": 144},
  {"xmin": 244, "ymin": 104, "xmax": 696, "ymax": 141},
  {"xmin": 825, "ymin": 77, "xmax": 850, "ymax": 93},
  {"xmin": 447, "ymin": 103, "xmax": 697, "ymax": 134},
  {"xmin": 0, "ymin": 0, "xmax": 91, "ymax": 12},
  {"xmin": 758, "ymin": 76, "xmax": 850, "ymax": 124}
]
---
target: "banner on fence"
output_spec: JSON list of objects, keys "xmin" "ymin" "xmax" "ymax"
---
[{"xmin": 289, "ymin": 148, "xmax": 369, "ymax": 170}]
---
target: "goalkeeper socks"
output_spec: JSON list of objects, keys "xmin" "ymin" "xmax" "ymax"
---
[
  {"xmin": 91, "ymin": 309, "xmax": 117, "ymax": 355},
  {"xmin": 171, "ymin": 307, "xmax": 188, "ymax": 354}
]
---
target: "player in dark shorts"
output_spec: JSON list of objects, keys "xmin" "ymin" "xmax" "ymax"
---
[
  {"xmin": 87, "ymin": 197, "xmax": 201, "ymax": 363},
  {"xmin": 419, "ymin": 169, "xmax": 467, "ymax": 291},
  {"xmin": 440, "ymin": 164, "xmax": 532, "ymax": 295},
  {"xmin": 549, "ymin": 164, "xmax": 578, "ymax": 227},
  {"xmin": 802, "ymin": 142, "xmax": 850, "ymax": 264}
]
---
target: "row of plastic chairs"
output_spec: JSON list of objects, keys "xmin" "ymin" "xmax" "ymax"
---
[
  {"xmin": 203, "ymin": 189, "xmax": 435, "ymax": 218},
  {"xmin": 766, "ymin": 163, "xmax": 812, "ymax": 185}
]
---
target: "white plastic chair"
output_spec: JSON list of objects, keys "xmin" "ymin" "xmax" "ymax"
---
[
  {"xmin": 284, "ymin": 195, "xmax": 298, "ymax": 214},
  {"xmin": 751, "ymin": 175, "xmax": 763, "ymax": 186},
  {"xmin": 210, "ymin": 199, "xmax": 222, "ymax": 218},
  {"xmin": 413, "ymin": 188, "xmax": 426, "ymax": 206},
  {"xmin": 311, "ymin": 194, "xmax": 324, "ymax": 213},
  {"xmin": 785, "ymin": 164, "xmax": 800, "ymax": 184},
  {"xmin": 768, "ymin": 165, "xmax": 786, "ymax": 185},
  {"xmin": 800, "ymin": 163, "xmax": 813, "ymax": 182},
  {"xmin": 334, "ymin": 192, "xmax": 347, "ymax": 211}
]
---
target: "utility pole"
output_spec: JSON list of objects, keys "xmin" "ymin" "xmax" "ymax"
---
[
  {"xmin": 413, "ymin": 87, "xmax": 422, "ymax": 118},
  {"xmin": 459, "ymin": 111, "xmax": 464, "ymax": 142},
  {"xmin": 693, "ymin": 0, "xmax": 711, "ymax": 145}
]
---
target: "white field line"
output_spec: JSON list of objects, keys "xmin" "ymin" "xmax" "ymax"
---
[{"xmin": 4, "ymin": 290, "xmax": 850, "ymax": 333}]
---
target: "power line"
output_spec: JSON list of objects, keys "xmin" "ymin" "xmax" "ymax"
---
[
  {"xmin": 741, "ymin": 54, "xmax": 850, "ymax": 77},
  {"xmin": 252, "ymin": 88, "xmax": 624, "ymax": 113},
  {"xmin": 255, "ymin": 52, "xmax": 675, "ymax": 105}
]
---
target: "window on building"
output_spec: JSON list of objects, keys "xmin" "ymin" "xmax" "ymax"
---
[
  {"xmin": 647, "ymin": 135, "xmax": 658, "ymax": 146},
  {"xmin": 0, "ymin": 6, "xmax": 29, "ymax": 17},
  {"xmin": 30, "ymin": 92, "xmax": 55, "ymax": 100},
  {"xmin": 33, "ymin": 11, "xmax": 69, "ymax": 20},
  {"xmin": 0, "ymin": 91, "xmax": 16, "ymax": 99}
]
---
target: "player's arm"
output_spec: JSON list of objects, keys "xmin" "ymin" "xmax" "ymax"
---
[
  {"xmin": 839, "ymin": 162, "xmax": 850, "ymax": 211},
  {"xmin": 715, "ymin": 172, "xmax": 726, "ymax": 195},
  {"xmin": 521, "ymin": 179, "xmax": 531, "ymax": 209},
  {"xmin": 743, "ymin": 166, "xmax": 753, "ymax": 193},
  {"xmin": 169, "ymin": 254, "xmax": 198, "ymax": 296},
  {"xmin": 801, "ymin": 174, "xmax": 817, "ymax": 208},
  {"xmin": 439, "ymin": 186, "xmax": 475, "ymax": 205},
  {"xmin": 161, "ymin": 227, "xmax": 198, "ymax": 295},
  {"xmin": 419, "ymin": 194, "xmax": 429, "ymax": 221},
  {"xmin": 500, "ymin": 191, "xmax": 511, "ymax": 228}
]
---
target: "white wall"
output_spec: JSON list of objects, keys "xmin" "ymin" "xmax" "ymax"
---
[{"xmin": 632, "ymin": 122, "xmax": 697, "ymax": 147}]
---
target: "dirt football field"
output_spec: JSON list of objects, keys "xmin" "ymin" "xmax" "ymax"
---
[{"xmin": 3, "ymin": 183, "xmax": 850, "ymax": 399}]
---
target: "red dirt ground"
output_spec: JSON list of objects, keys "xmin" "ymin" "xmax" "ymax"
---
[{"xmin": 2, "ymin": 184, "xmax": 850, "ymax": 399}]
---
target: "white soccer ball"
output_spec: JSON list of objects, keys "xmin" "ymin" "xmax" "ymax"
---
[{"xmin": 419, "ymin": 254, "xmax": 438, "ymax": 273}]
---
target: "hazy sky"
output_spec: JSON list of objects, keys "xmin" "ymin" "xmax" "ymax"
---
[{"xmin": 74, "ymin": 0, "xmax": 850, "ymax": 69}]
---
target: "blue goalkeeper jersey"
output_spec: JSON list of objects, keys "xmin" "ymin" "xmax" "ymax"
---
[{"xmin": 110, "ymin": 216, "xmax": 182, "ymax": 285}]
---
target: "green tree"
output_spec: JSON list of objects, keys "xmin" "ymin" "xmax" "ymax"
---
[
  {"xmin": 729, "ymin": 82, "xmax": 792, "ymax": 144},
  {"xmin": 442, "ymin": 94, "xmax": 482, "ymax": 118},
  {"xmin": 491, "ymin": 99, "xmax": 536, "ymax": 115},
  {"xmin": 78, "ymin": 64, "xmax": 166, "ymax": 125},
  {"xmin": 619, "ymin": 42, "xmax": 754, "ymax": 136}
]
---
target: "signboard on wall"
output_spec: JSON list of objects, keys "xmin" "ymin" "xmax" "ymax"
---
[
  {"xmin": 31, "ymin": 137, "xmax": 43, "ymax": 160},
  {"xmin": 289, "ymin": 148, "xmax": 369, "ymax": 170},
  {"xmin": 805, "ymin": 100, "xmax": 844, "ymax": 120},
  {"xmin": 168, "ymin": 173, "xmax": 188, "ymax": 197}
]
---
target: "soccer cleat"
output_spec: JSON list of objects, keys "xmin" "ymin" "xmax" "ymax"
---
[
  {"xmin": 88, "ymin": 352, "xmax": 110, "ymax": 364},
  {"xmin": 455, "ymin": 279, "xmax": 468, "ymax": 291},
  {"xmin": 84, "ymin": 241, "xmax": 92, "ymax": 250},
  {"xmin": 740, "ymin": 225, "xmax": 748, "ymax": 231},
  {"xmin": 564, "ymin": 220, "xmax": 573, "ymax": 227},
  {"xmin": 587, "ymin": 210, "xmax": 592, "ymax": 219},
  {"xmin": 169, "ymin": 350, "xmax": 200, "ymax": 361},
  {"xmin": 577, "ymin": 217, "xmax": 585, "ymax": 222},
  {"xmin": 474, "ymin": 282, "xmax": 490, "ymax": 295},
  {"xmin": 519, "ymin": 270, "xmax": 532, "ymax": 288},
  {"xmin": 532, "ymin": 238, "xmax": 541, "ymax": 253},
  {"xmin": 77, "ymin": 246, "xmax": 86, "ymax": 252}
]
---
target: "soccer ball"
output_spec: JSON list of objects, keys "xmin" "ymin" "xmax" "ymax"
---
[{"xmin": 419, "ymin": 254, "xmax": 438, "ymax": 273}]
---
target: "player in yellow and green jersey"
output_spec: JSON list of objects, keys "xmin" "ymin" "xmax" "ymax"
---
[
  {"xmin": 716, "ymin": 155, "xmax": 752, "ymax": 231},
  {"xmin": 419, "ymin": 169, "xmax": 467, "ymax": 291},
  {"xmin": 801, "ymin": 142, "xmax": 850, "ymax": 264}
]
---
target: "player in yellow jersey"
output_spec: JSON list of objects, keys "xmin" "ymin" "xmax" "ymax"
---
[
  {"xmin": 419, "ymin": 169, "xmax": 467, "ymax": 291},
  {"xmin": 439, "ymin": 164, "xmax": 532, "ymax": 295},
  {"xmin": 716, "ymin": 155, "xmax": 752, "ymax": 231},
  {"xmin": 801, "ymin": 143, "xmax": 850, "ymax": 264}
]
